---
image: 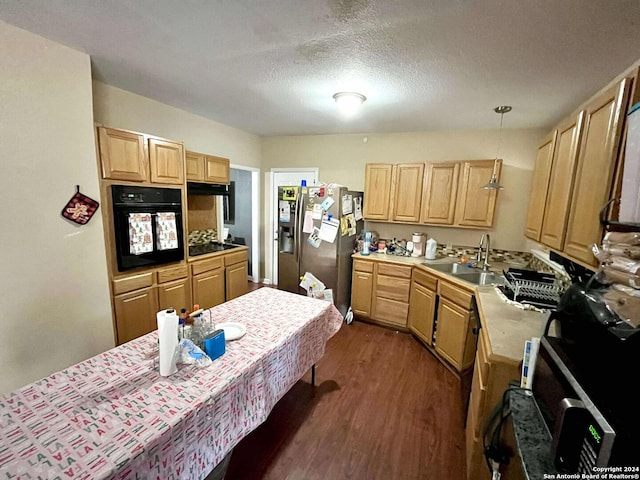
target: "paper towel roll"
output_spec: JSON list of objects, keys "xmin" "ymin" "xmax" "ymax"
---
[{"xmin": 157, "ymin": 308, "xmax": 179, "ymax": 376}]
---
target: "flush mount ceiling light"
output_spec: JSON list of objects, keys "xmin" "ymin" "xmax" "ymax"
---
[
  {"xmin": 333, "ymin": 92, "xmax": 366, "ymax": 117},
  {"xmin": 482, "ymin": 105, "xmax": 512, "ymax": 190}
]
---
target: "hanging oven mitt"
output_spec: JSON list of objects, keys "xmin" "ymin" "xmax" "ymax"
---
[{"xmin": 61, "ymin": 185, "xmax": 99, "ymax": 225}]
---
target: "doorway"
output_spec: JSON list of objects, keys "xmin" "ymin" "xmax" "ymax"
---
[
  {"xmin": 226, "ymin": 164, "xmax": 260, "ymax": 283},
  {"xmin": 269, "ymin": 168, "xmax": 319, "ymax": 285}
]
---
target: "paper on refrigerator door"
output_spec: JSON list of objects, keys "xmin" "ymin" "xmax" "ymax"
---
[
  {"xmin": 319, "ymin": 218, "xmax": 339, "ymax": 242},
  {"xmin": 354, "ymin": 196, "xmax": 363, "ymax": 221},
  {"xmin": 342, "ymin": 194, "xmax": 353, "ymax": 214},
  {"xmin": 303, "ymin": 210, "xmax": 314, "ymax": 233},
  {"xmin": 299, "ymin": 272, "xmax": 326, "ymax": 292},
  {"xmin": 312, "ymin": 203, "xmax": 323, "ymax": 220},
  {"xmin": 279, "ymin": 201, "xmax": 290, "ymax": 222},
  {"xmin": 307, "ymin": 226, "xmax": 322, "ymax": 248}
]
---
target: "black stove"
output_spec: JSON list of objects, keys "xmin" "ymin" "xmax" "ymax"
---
[{"xmin": 189, "ymin": 242, "xmax": 239, "ymax": 257}]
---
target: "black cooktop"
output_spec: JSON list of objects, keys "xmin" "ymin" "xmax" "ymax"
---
[{"xmin": 189, "ymin": 242, "xmax": 239, "ymax": 257}]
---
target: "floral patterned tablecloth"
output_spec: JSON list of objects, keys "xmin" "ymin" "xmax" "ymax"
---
[{"xmin": 0, "ymin": 288, "xmax": 343, "ymax": 480}]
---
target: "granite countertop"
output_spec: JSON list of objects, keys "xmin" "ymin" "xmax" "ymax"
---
[{"xmin": 352, "ymin": 252, "xmax": 551, "ymax": 362}]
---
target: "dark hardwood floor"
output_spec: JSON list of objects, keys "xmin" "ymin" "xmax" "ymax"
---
[{"xmin": 224, "ymin": 284, "xmax": 467, "ymax": 479}]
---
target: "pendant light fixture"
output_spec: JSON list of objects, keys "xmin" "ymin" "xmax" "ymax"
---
[{"xmin": 482, "ymin": 105, "xmax": 512, "ymax": 190}]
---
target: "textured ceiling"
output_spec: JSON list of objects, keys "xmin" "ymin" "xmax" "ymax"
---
[{"xmin": 2, "ymin": 0, "xmax": 640, "ymax": 136}]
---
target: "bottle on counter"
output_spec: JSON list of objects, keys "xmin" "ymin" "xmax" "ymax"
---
[
  {"xmin": 361, "ymin": 231, "xmax": 371, "ymax": 255},
  {"xmin": 190, "ymin": 304, "xmax": 205, "ymax": 349}
]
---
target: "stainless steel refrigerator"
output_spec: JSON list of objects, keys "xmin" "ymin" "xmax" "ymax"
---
[{"xmin": 277, "ymin": 185, "xmax": 363, "ymax": 316}]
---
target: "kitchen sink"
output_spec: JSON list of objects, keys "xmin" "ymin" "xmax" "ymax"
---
[
  {"xmin": 424, "ymin": 262, "xmax": 480, "ymax": 274},
  {"xmin": 454, "ymin": 271, "xmax": 506, "ymax": 286}
]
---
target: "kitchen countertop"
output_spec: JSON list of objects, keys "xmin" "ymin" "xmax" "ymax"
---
[
  {"xmin": 187, "ymin": 243, "xmax": 249, "ymax": 262},
  {"xmin": 352, "ymin": 252, "xmax": 551, "ymax": 362}
]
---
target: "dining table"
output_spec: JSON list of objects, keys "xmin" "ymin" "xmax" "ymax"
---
[{"xmin": 0, "ymin": 287, "xmax": 344, "ymax": 480}]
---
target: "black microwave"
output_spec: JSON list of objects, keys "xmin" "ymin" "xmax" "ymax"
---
[{"xmin": 532, "ymin": 335, "xmax": 637, "ymax": 473}]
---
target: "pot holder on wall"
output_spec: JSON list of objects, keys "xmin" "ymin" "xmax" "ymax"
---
[{"xmin": 61, "ymin": 185, "xmax": 100, "ymax": 225}]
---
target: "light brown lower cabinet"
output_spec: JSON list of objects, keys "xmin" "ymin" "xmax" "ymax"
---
[
  {"xmin": 225, "ymin": 261, "xmax": 248, "ymax": 300},
  {"xmin": 407, "ymin": 268, "xmax": 437, "ymax": 346},
  {"xmin": 351, "ymin": 259, "xmax": 374, "ymax": 317},
  {"xmin": 466, "ymin": 327, "xmax": 524, "ymax": 480},
  {"xmin": 372, "ymin": 262, "xmax": 412, "ymax": 327},
  {"xmin": 112, "ymin": 265, "xmax": 191, "ymax": 345},
  {"xmin": 191, "ymin": 257, "xmax": 226, "ymax": 310},
  {"xmin": 113, "ymin": 286, "xmax": 158, "ymax": 345},
  {"xmin": 434, "ymin": 280, "xmax": 478, "ymax": 372},
  {"xmin": 350, "ymin": 258, "xmax": 411, "ymax": 328}
]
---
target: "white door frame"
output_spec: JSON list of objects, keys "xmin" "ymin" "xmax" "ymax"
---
[
  {"xmin": 230, "ymin": 163, "xmax": 260, "ymax": 283},
  {"xmin": 268, "ymin": 168, "xmax": 319, "ymax": 285}
]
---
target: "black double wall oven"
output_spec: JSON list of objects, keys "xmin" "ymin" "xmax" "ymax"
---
[{"xmin": 111, "ymin": 185, "xmax": 184, "ymax": 272}]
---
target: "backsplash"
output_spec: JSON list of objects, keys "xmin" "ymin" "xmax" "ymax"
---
[
  {"xmin": 438, "ymin": 244, "xmax": 532, "ymax": 265},
  {"xmin": 188, "ymin": 228, "xmax": 217, "ymax": 246}
]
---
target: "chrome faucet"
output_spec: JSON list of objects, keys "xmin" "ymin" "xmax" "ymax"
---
[{"xmin": 477, "ymin": 233, "xmax": 491, "ymax": 271}]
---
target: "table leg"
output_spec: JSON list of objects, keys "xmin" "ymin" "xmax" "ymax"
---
[{"xmin": 311, "ymin": 364, "xmax": 316, "ymax": 386}]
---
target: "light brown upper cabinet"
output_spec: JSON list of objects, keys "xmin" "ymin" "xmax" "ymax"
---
[
  {"xmin": 524, "ymin": 132, "xmax": 557, "ymax": 241},
  {"xmin": 421, "ymin": 162, "xmax": 460, "ymax": 224},
  {"xmin": 454, "ymin": 159, "xmax": 502, "ymax": 228},
  {"xmin": 391, "ymin": 163, "xmax": 424, "ymax": 223},
  {"xmin": 363, "ymin": 163, "xmax": 394, "ymax": 220},
  {"xmin": 538, "ymin": 113, "xmax": 585, "ymax": 250},
  {"xmin": 563, "ymin": 78, "xmax": 631, "ymax": 266},
  {"xmin": 98, "ymin": 126, "xmax": 184, "ymax": 185},
  {"xmin": 185, "ymin": 151, "xmax": 230, "ymax": 184},
  {"xmin": 98, "ymin": 127, "xmax": 148, "ymax": 182}
]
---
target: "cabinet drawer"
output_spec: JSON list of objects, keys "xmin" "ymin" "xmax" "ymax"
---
[
  {"xmin": 157, "ymin": 264, "xmax": 188, "ymax": 283},
  {"xmin": 224, "ymin": 249, "xmax": 248, "ymax": 266},
  {"xmin": 439, "ymin": 281, "xmax": 474, "ymax": 309},
  {"xmin": 412, "ymin": 268, "xmax": 438, "ymax": 290},
  {"xmin": 191, "ymin": 257, "xmax": 223, "ymax": 276},
  {"xmin": 375, "ymin": 275, "xmax": 411, "ymax": 302},
  {"xmin": 377, "ymin": 262, "xmax": 412, "ymax": 279},
  {"xmin": 353, "ymin": 259, "xmax": 374, "ymax": 273},
  {"xmin": 112, "ymin": 272, "xmax": 154, "ymax": 295},
  {"xmin": 373, "ymin": 297, "xmax": 409, "ymax": 326}
]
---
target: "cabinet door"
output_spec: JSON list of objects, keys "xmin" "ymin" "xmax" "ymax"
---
[
  {"xmin": 149, "ymin": 138, "xmax": 184, "ymax": 185},
  {"xmin": 421, "ymin": 162, "xmax": 460, "ymax": 224},
  {"xmin": 205, "ymin": 155, "xmax": 230, "ymax": 184},
  {"xmin": 113, "ymin": 286, "xmax": 158, "ymax": 345},
  {"xmin": 158, "ymin": 277, "xmax": 191, "ymax": 313},
  {"xmin": 351, "ymin": 270, "xmax": 373, "ymax": 317},
  {"xmin": 454, "ymin": 160, "xmax": 501, "ymax": 227},
  {"xmin": 185, "ymin": 151, "xmax": 205, "ymax": 181},
  {"xmin": 524, "ymin": 132, "xmax": 557, "ymax": 241},
  {"xmin": 539, "ymin": 114, "xmax": 585, "ymax": 250},
  {"xmin": 98, "ymin": 127, "xmax": 148, "ymax": 182},
  {"xmin": 564, "ymin": 78, "xmax": 631, "ymax": 266},
  {"xmin": 226, "ymin": 261, "xmax": 248, "ymax": 301},
  {"xmin": 435, "ymin": 298, "xmax": 470, "ymax": 371},
  {"xmin": 192, "ymin": 269, "xmax": 225, "ymax": 309},
  {"xmin": 391, "ymin": 163, "xmax": 424, "ymax": 222},
  {"xmin": 363, "ymin": 164, "xmax": 393, "ymax": 220},
  {"xmin": 407, "ymin": 282, "xmax": 436, "ymax": 346}
]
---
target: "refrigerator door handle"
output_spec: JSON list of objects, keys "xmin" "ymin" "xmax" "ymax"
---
[{"xmin": 295, "ymin": 194, "xmax": 302, "ymax": 265}]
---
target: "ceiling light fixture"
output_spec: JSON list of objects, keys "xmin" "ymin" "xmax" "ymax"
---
[
  {"xmin": 482, "ymin": 105, "xmax": 512, "ymax": 190},
  {"xmin": 333, "ymin": 92, "xmax": 366, "ymax": 117}
]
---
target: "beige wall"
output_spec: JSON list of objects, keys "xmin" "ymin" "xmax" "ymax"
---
[
  {"xmin": 0, "ymin": 21, "xmax": 114, "ymax": 395},
  {"xmin": 262, "ymin": 128, "xmax": 545, "ymax": 280},
  {"xmin": 92, "ymin": 82, "xmax": 262, "ymax": 169}
]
